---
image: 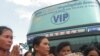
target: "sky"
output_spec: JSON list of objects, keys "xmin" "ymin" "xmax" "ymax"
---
[{"xmin": 0, "ymin": 0, "xmax": 71, "ymax": 53}]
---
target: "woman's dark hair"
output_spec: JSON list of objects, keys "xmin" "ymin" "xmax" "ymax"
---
[
  {"xmin": 0, "ymin": 26, "xmax": 12, "ymax": 35},
  {"xmin": 83, "ymin": 45, "xmax": 100, "ymax": 56},
  {"xmin": 56, "ymin": 41, "xmax": 71, "ymax": 54},
  {"xmin": 50, "ymin": 46, "xmax": 56, "ymax": 56},
  {"xmin": 32, "ymin": 36, "xmax": 48, "ymax": 47},
  {"xmin": 79, "ymin": 44, "xmax": 88, "ymax": 52},
  {"xmin": 24, "ymin": 51, "xmax": 32, "ymax": 56}
]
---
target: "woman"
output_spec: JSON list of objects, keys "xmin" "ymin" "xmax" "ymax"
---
[
  {"xmin": 0, "ymin": 26, "xmax": 20, "ymax": 56},
  {"xmin": 32, "ymin": 36, "xmax": 50, "ymax": 56},
  {"xmin": 56, "ymin": 42, "xmax": 72, "ymax": 56},
  {"xmin": 83, "ymin": 45, "xmax": 100, "ymax": 56}
]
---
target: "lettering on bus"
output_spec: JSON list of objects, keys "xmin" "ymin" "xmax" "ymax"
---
[{"xmin": 51, "ymin": 13, "xmax": 69, "ymax": 24}]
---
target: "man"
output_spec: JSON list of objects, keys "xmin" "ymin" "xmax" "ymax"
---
[{"xmin": 0, "ymin": 26, "xmax": 20, "ymax": 56}]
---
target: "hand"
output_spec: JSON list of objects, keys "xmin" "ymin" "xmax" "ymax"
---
[{"xmin": 10, "ymin": 45, "xmax": 20, "ymax": 56}]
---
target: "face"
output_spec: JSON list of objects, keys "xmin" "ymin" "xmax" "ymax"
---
[
  {"xmin": 87, "ymin": 50, "xmax": 99, "ymax": 56},
  {"xmin": 35, "ymin": 38, "xmax": 50, "ymax": 56},
  {"xmin": 0, "ymin": 30, "xmax": 13, "ymax": 50},
  {"xmin": 26, "ymin": 52, "xmax": 32, "ymax": 56},
  {"xmin": 58, "ymin": 46, "xmax": 72, "ymax": 56}
]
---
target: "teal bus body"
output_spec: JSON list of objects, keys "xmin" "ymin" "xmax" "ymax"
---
[{"xmin": 27, "ymin": 0, "xmax": 100, "ymax": 51}]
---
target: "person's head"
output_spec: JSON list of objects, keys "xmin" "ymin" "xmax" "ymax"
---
[
  {"xmin": 24, "ymin": 51, "xmax": 32, "ymax": 56},
  {"xmin": 32, "ymin": 36, "xmax": 50, "ymax": 56},
  {"xmin": 56, "ymin": 42, "xmax": 72, "ymax": 56},
  {"xmin": 49, "ymin": 47, "xmax": 56, "ymax": 56},
  {"xmin": 0, "ymin": 26, "xmax": 13, "ymax": 51},
  {"xmin": 83, "ymin": 46, "xmax": 100, "ymax": 56},
  {"xmin": 79, "ymin": 45, "xmax": 88, "ymax": 52}
]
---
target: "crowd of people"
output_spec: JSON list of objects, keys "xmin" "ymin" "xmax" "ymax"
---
[{"xmin": 0, "ymin": 26, "xmax": 100, "ymax": 56}]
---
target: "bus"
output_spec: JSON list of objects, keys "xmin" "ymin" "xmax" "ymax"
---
[{"xmin": 27, "ymin": 0, "xmax": 100, "ymax": 51}]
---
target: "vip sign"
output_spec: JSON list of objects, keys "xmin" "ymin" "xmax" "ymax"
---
[{"xmin": 51, "ymin": 13, "xmax": 69, "ymax": 24}]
